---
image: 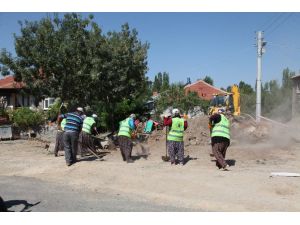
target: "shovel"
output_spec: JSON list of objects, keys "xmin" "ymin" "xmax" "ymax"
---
[{"xmin": 162, "ymin": 126, "xmax": 170, "ymax": 162}]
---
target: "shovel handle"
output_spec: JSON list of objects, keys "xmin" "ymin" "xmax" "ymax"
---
[{"xmin": 165, "ymin": 126, "xmax": 169, "ymax": 156}]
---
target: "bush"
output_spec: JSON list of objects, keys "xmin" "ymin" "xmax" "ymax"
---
[
  {"xmin": 47, "ymin": 98, "xmax": 66, "ymax": 122},
  {"xmin": 0, "ymin": 108, "xmax": 9, "ymax": 118},
  {"xmin": 12, "ymin": 107, "xmax": 46, "ymax": 132}
]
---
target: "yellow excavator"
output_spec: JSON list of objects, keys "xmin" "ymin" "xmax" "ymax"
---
[{"xmin": 208, "ymin": 84, "xmax": 240, "ymax": 116}]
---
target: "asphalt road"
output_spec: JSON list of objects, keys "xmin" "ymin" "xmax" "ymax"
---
[{"xmin": 0, "ymin": 176, "xmax": 193, "ymax": 212}]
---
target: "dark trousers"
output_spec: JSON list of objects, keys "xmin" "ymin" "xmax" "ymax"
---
[
  {"xmin": 118, "ymin": 136, "xmax": 133, "ymax": 161},
  {"xmin": 54, "ymin": 130, "xmax": 64, "ymax": 156},
  {"xmin": 167, "ymin": 140, "xmax": 184, "ymax": 164},
  {"xmin": 212, "ymin": 141, "xmax": 229, "ymax": 169},
  {"xmin": 63, "ymin": 131, "xmax": 79, "ymax": 164}
]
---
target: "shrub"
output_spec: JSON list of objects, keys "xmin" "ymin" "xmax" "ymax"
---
[{"xmin": 12, "ymin": 107, "xmax": 46, "ymax": 132}]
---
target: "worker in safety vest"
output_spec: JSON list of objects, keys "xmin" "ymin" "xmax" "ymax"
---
[
  {"xmin": 117, "ymin": 114, "xmax": 136, "ymax": 163},
  {"xmin": 209, "ymin": 108, "xmax": 231, "ymax": 170},
  {"xmin": 78, "ymin": 114, "xmax": 98, "ymax": 157},
  {"xmin": 163, "ymin": 108, "xmax": 188, "ymax": 165}
]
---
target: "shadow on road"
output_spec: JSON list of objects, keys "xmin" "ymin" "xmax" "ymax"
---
[
  {"xmin": 132, "ymin": 154, "xmax": 149, "ymax": 161},
  {"xmin": 183, "ymin": 155, "xmax": 197, "ymax": 165},
  {"xmin": 5, "ymin": 200, "xmax": 41, "ymax": 212},
  {"xmin": 226, "ymin": 159, "xmax": 236, "ymax": 166}
]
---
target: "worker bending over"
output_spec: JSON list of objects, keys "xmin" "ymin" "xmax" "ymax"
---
[
  {"xmin": 63, "ymin": 107, "xmax": 84, "ymax": 166},
  {"xmin": 78, "ymin": 113, "xmax": 98, "ymax": 157},
  {"xmin": 117, "ymin": 114, "xmax": 136, "ymax": 163}
]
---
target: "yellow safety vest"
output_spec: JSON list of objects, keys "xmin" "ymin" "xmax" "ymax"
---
[
  {"xmin": 211, "ymin": 114, "xmax": 230, "ymax": 139},
  {"xmin": 82, "ymin": 117, "xmax": 96, "ymax": 134},
  {"xmin": 167, "ymin": 117, "xmax": 184, "ymax": 142},
  {"xmin": 118, "ymin": 118, "xmax": 132, "ymax": 138}
]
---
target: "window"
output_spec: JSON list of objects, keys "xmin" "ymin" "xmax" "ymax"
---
[{"xmin": 43, "ymin": 97, "xmax": 55, "ymax": 110}]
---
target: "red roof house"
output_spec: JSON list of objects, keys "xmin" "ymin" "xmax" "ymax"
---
[
  {"xmin": 0, "ymin": 75, "xmax": 24, "ymax": 89},
  {"xmin": 0, "ymin": 75, "xmax": 35, "ymax": 108},
  {"xmin": 184, "ymin": 80, "xmax": 228, "ymax": 101}
]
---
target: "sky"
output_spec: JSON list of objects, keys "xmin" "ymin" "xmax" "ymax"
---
[{"xmin": 1, "ymin": 12, "xmax": 300, "ymax": 89}]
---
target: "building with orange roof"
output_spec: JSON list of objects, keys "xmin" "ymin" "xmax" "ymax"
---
[{"xmin": 184, "ymin": 80, "xmax": 228, "ymax": 101}]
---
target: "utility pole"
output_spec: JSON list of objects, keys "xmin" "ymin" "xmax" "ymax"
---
[{"xmin": 256, "ymin": 31, "xmax": 266, "ymax": 122}]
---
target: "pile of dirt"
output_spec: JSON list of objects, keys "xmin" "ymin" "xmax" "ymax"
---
[
  {"xmin": 230, "ymin": 119, "xmax": 271, "ymax": 144},
  {"xmin": 146, "ymin": 115, "xmax": 274, "ymax": 148},
  {"xmin": 184, "ymin": 115, "xmax": 211, "ymax": 147},
  {"xmin": 146, "ymin": 115, "xmax": 211, "ymax": 147}
]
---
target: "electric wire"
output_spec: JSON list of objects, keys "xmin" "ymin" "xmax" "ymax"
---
[
  {"xmin": 261, "ymin": 13, "xmax": 285, "ymax": 32},
  {"xmin": 265, "ymin": 13, "xmax": 294, "ymax": 37}
]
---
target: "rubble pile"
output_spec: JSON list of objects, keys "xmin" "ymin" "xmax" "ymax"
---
[
  {"xmin": 184, "ymin": 115, "xmax": 211, "ymax": 147},
  {"xmin": 146, "ymin": 115, "xmax": 211, "ymax": 147},
  {"xmin": 146, "ymin": 114, "xmax": 275, "ymax": 148},
  {"xmin": 231, "ymin": 118, "xmax": 270, "ymax": 143}
]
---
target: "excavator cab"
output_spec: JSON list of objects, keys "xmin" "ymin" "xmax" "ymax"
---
[{"xmin": 208, "ymin": 85, "xmax": 240, "ymax": 116}]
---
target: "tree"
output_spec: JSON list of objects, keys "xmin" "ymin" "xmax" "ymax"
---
[
  {"xmin": 0, "ymin": 13, "xmax": 150, "ymax": 130},
  {"xmin": 152, "ymin": 72, "xmax": 163, "ymax": 92},
  {"xmin": 282, "ymin": 67, "xmax": 294, "ymax": 90},
  {"xmin": 156, "ymin": 83, "xmax": 208, "ymax": 115},
  {"xmin": 161, "ymin": 72, "xmax": 170, "ymax": 91},
  {"xmin": 91, "ymin": 23, "xmax": 149, "ymax": 130},
  {"xmin": 203, "ymin": 76, "xmax": 214, "ymax": 85},
  {"xmin": 152, "ymin": 71, "xmax": 169, "ymax": 93},
  {"xmin": 239, "ymin": 81, "xmax": 254, "ymax": 94},
  {"xmin": 0, "ymin": 13, "xmax": 99, "ymax": 106},
  {"xmin": 261, "ymin": 68, "xmax": 294, "ymax": 121},
  {"xmin": 231, "ymin": 81, "xmax": 256, "ymax": 114}
]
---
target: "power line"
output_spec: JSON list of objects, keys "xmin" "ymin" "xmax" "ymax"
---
[
  {"xmin": 261, "ymin": 13, "xmax": 285, "ymax": 32},
  {"xmin": 265, "ymin": 13, "xmax": 294, "ymax": 37}
]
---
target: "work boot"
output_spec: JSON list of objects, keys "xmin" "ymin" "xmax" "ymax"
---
[{"xmin": 66, "ymin": 162, "xmax": 72, "ymax": 166}]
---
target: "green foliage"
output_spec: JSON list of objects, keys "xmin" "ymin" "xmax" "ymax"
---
[
  {"xmin": 203, "ymin": 76, "xmax": 214, "ymax": 85},
  {"xmin": 238, "ymin": 81, "xmax": 256, "ymax": 114},
  {"xmin": 156, "ymin": 83, "xmax": 208, "ymax": 115},
  {"xmin": 238, "ymin": 68, "xmax": 294, "ymax": 122},
  {"xmin": 0, "ymin": 13, "xmax": 149, "ymax": 131},
  {"xmin": 12, "ymin": 107, "xmax": 46, "ymax": 132},
  {"xmin": 261, "ymin": 68, "xmax": 294, "ymax": 121},
  {"xmin": 239, "ymin": 81, "xmax": 254, "ymax": 94},
  {"xmin": 0, "ymin": 108, "xmax": 8, "ymax": 117},
  {"xmin": 0, "ymin": 65, "xmax": 10, "ymax": 76},
  {"xmin": 152, "ymin": 72, "xmax": 169, "ymax": 92},
  {"xmin": 47, "ymin": 98, "xmax": 66, "ymax": 121},
  {"xmin": 161, "ymin": 72, "xmax": 170, "ymax": 91},
  {"xmin": 240, "ymin": 92, "xmax": 256, "ymax": 114}
]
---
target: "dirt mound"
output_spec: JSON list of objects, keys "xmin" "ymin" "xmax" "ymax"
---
[
  {"xmin": 147, "ymin": 116, "xmax": 211, "ymax": 147},
  {"xmin": 146, "ymin": 115, "xmax": 277, "ymax": 148},
  {"xmin": 184, "ymin": 116, "xmax": 211, "ymax": 147}
]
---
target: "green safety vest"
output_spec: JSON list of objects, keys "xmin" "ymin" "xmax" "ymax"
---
[
  {"xmin": 61, "ymin": 118, "xmax": 67, "ymax": 131},
  {"xmin": 118, "ymin": 118, "xmax": 132, "ymax": 138},
  {"xmin": 211, "ymin": 114, "xmax": 230, "ymax": 139},
  {"xmin": 167, "ymin": 117, "xmax": 184, "ymax": 142},
  {"xmin": 82, "ymin": 117, "xmax": 96, "ymax": 134}
]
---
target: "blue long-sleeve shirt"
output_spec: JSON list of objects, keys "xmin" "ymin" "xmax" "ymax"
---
[{"xmin": 128, "ymin": 118, "xmax": 135, "ymax": 130}]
